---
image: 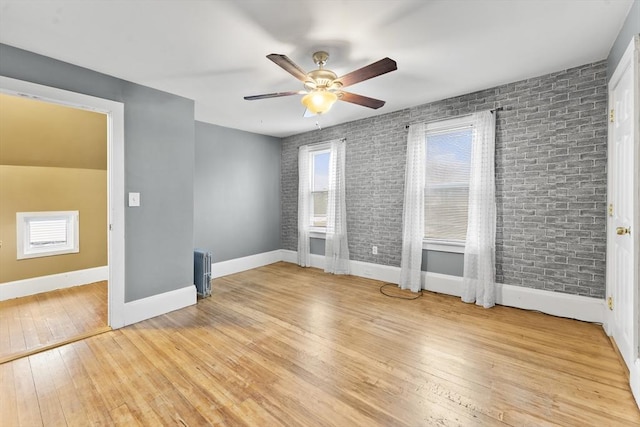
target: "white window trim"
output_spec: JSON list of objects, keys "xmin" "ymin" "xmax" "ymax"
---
[
  {"xmin": 309, "ymin": 143, "xmax": 331, "ymax": 231},
  {"xmin": 425, "ymin": 115, "xmax": 474, "ymax": 133},
  {"xmin": 309, "ymin": 228, "xmax": 326, "ymax": 238},
  {"xmin": 16, "ymin": 211, "xmax": 79, "ymax": 259},
  {"xmin": 423, "ymin": 238, "xmax": 465, "ymax": 253},
  {"xmin": 423, "ymin": 115, "xmax": 475, "ymax": 253}
]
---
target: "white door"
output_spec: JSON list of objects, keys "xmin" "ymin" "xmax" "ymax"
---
[{"xmin": 607, "ymin": 36, "xmax": 639, "ymax": 372}]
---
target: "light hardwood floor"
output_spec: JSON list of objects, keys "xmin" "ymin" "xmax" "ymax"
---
[
  {"xmin": 0, "ymin": 281, "xmax": 108, "ymax": 363},
  {"xmin": 1, "ymin": 263, "xmax": 638, "ymax": 426}
]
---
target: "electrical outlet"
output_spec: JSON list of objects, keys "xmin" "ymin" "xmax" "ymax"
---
[{"xmin": 372, "ymin": 246, "xmax": 378, "ymax": 255}]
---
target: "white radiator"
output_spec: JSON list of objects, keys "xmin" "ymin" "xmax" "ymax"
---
[{"xmin": 194, "ymin": 249, "xmax": 212, "ymax": 297}]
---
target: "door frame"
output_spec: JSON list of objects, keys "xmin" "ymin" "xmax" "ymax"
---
[
  {"xmin": 0, "ymin": 76, "xmax": 126, "ymax": 329},
  {"xmin": 605, "ymin": 34, "xmax": 640, "ymax": 407}
]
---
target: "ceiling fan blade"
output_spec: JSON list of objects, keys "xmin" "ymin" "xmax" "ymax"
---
[
  {"xmin": 267, "ymin": 54, "xmax": 308, "ymax": 82},
  {"xmin": 336, "ymin": 57, "xmax": 397, "ymax": 88},
  {"xmin": 338, "ymin": 91, "xmax": 386, "ymax": 109},
  {"xmin": 244, "ymin": 90, "xmax": 303, "ymax": 100}
]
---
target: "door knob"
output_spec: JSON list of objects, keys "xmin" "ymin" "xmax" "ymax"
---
[{"xmin": 616, "ymin": 226, "xmax": 631, "ymax": 235}]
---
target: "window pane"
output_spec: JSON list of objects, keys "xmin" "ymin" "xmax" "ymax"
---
[
  {"xmin": 426, "ymin": 129, "xmax": 472, "ymax": 185},
  {"xmin": 16, "ymin": 211, "xmax": 79, "ymax": 259},
  {"xmin": 425, "ymin": 127, "xmax": 472, "ymax": 240},
  {"xmin": 29, "ymin": 219, "xmax": 68, "ymax": 247},
  {"xmin": 424, "ymin": 187, "xmax": 469, "ymax": 240},
  {"xmin": 312, "ymin": 191, "xmax": 327, "ymax": 227},
  {"xmin": 312, "ymin": 152, "xmax": 330, "ymax": 192}
]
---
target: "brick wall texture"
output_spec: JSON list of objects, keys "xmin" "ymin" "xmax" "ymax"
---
[{"xmin": 281, "ymin": 60, "xmax": 608, "ymax": 298}]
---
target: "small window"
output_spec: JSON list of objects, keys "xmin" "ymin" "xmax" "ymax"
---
[
  {"xmin": 16, "ymin": 211, "xmax": 79, "ymax": 259},
  {"xmin": 424, "ymin": 117, "xmax": 473, "ymax": 243},
  {"xmin": 310, "ymin": 149, "xmax": 330, "ymax": 228}
]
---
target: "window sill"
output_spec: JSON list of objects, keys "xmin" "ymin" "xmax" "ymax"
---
[
  {"xmin": 423, "ymin": 239, "xmax": 465, "ymax": 254},
  {"xmin": 309, "ymin": 228, "xmax": 326, "ymax": 239}
]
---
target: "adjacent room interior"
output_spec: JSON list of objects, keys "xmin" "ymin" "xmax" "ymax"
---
[
  {"xmin": 0, "ymin": 94, "xmax": 109, "ymax": 363},
  {"xmin": 0, "ymin": 0, "xmax": 639, "ymax": 425}
]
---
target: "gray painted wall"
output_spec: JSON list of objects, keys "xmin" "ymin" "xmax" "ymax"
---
[
  {"xmin": 607, "ymin": 0, "xmax": 639, "ymax": 80},
  {"xmin": 282, "ymin": 61, "xmax": 608, "ymax": 297},
  {"xmin": 0, "ymin": 44, "xmax": 195, "ymax": 302},
  {"xmin": 194, "ymin": 122, "xmax": 281, "ymax": 262}
]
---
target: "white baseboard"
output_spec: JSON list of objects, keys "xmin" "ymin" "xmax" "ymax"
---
[
  {"xmin": 123, "ymin": 284, "xmax": 196, "ymax": 326},
  {"xmin": 280, "ymin": 249, "xmax": 300, "ymax": 265},
  {"xmin": 0, "ymin": 266, "xmax": 109, "ymax": 301},
  {"xmin": 496, "ymin": 282, "xmax": 604, "ymax": 323},
  {"xmin": 212, "ymin": 250, "xmax": 283, "ymax": 278},
  {"xmin": 279, "ymin": 250, "xmax": 604, "ymax": 323},
  {"xmin": 422, "ymin": 272, "xmax": 603, "ymax": 323}
]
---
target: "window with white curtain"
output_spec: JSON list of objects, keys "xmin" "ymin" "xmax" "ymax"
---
[
  {"xmin": 310, "ymin": 146, "xmax": 330, "ymax": 229},
  {"xmin": 424, "ymin": 116, "xmax": 474, "ymax": 250},
  {"xmin": 16, "ymin": 211, "xmax": 79, "ymax": 259}
]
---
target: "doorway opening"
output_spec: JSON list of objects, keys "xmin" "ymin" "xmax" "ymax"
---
[{"xmin": 0, "ymin": 77, "xmax": 125, "ymax": 362}]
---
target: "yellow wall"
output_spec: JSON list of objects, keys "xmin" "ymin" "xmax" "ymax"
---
[
  {"xmin": 0, "ymin": 94, "xmax": 107, "ymax": 170},
  {"xmin": 0, "ymin": 94, "xmax": 107, "ymax": 283}
]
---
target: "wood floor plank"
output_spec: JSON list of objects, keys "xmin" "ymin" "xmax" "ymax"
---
[
  {"xmin": 6, "ymin": 300, "xmax": 27, "ymax": 354},
  {"xmin": 1, "ymin": 262, "xmax": 638, "ymax": 426},
  {"xmin": 0, "ymin": 282, "xmax": 108, "ymax": 362},
  {"xmin": 57, "ymin": 344, "xmax": 115, "ymax": 426},
  {"xmin": 29, "ymin": 350, "xmax": 68, "ymax": 426},
  {"xmin": 85, "ymin": 333, "xmax": 166, "ymax": 425},
  {"xmin": 71, "ymin": 339, "xmax": 127, "ymax": 415},
  {"xmin": 0, "ymin": 361, "xmax": 20, "ymax": 426},
  {"xmin": 17, "ymin": 299, "xmax": 42, "ymax": 351},
  {"xmin": 12, "ymin": 358, "xmax": 43, "ymax": 427}
]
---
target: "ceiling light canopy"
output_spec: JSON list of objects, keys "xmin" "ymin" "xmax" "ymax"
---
[{"xmin": 301, "ymin": 90, "xmax": 338, "ymax": 115}]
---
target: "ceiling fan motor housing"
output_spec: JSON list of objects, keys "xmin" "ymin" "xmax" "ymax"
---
[{"xmin": 305, "ymin": 69, "xmax": 341, "ymax": 91}]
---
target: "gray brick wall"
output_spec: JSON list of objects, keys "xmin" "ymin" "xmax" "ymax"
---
[{"xmin": 281, "ymin": 60, "xmax": 608, "ymax": 298}]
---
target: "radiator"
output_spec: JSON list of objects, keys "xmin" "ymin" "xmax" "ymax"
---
[{"xmin": 194, "ymin": 249, "xmax": 212, "ymax": 298}]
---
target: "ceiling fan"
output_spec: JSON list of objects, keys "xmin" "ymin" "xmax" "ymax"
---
[{"xmin": 244, "ymin": 51, "xmax": 397, "ymax": 116}]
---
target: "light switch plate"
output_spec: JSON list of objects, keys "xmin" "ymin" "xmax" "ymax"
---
[{"xmin": 128, "ymin": 192, "xmax": 140, "ymax": 207}]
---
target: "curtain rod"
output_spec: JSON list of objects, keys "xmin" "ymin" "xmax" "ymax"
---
[
  {"xmin": 404, "ymin": 106, "xmax": 504, "ymax": 129},
  {"xmin": 298, "ymin": 138, "xmax": 346, "ymax": 149}
]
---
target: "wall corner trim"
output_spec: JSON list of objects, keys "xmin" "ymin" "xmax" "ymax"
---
[
  {"xmin": 123, "ymin": 284, "xmax": 196, "ymax": 326},
  {"xmin": 0, "ymin": 266, "xmax": 108, "ymax": 301},
  {"xmin": 631, "ymin": 358, "xmax": 640, "ymax": 409}
]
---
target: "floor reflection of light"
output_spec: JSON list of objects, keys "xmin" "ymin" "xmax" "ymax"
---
[{"xmin": 294, "ymin": 300, "xmax": 335, "ymax": 369}]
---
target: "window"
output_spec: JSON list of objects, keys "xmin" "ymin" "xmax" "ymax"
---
[
  {"xmin": 310, "ymin": 148, "xmax": 330, "ymax": 228},
  {"xmin": 16, "ymin": 211, "xmax": 79, "ymax": 259},
  {"xmin": 424, "ymin": 117, "xmax": 474, "ymax": 247}
]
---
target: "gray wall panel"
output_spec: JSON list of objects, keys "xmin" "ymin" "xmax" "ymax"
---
[
  {"xmin": 310, "ymin": 237, "xmax": 325, "ymax": 255},
  {"xmin": 1, "ymin": 44, "xmax": 195, "ymax": 302},
  {"xmin": 194, "ymin": 122, "xmax": 281, "ymax": 262},
  {"xmin": 422, "ymin": 251, "xmax": 464, "ymax": 277}
]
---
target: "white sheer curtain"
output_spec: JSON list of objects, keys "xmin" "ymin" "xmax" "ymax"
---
[
  {"xmin": 462, "ymin": 110, "xmax": 497, "ymax": 308},
  {"xmin": 325, "ymin": 139, "xmax": 350, "ymax": 274},
  {"xmin": 297, "ymin": 145, "xmax": 311, "ymax": 267},
  {"xmin": 400, "ymin": 123, "xmax": 425, "ymax": 292}
]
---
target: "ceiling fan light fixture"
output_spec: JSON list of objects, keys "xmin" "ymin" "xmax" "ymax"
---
[{"xmin": 301, "ymin": 90, "xmax": 338, "ymax": 115}]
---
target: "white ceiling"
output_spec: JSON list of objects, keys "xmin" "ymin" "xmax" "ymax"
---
[{"xmin": 0, "ymin": 0, "xmax": 633, "ymax": 138}]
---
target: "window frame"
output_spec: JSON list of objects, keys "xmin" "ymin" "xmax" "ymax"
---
[
  {"xmin": 423, "ymin": 115, "xmax": 474, "ymax": 253},
  {"xmin": 16, "ymin": 210, "xmax": 80, "ymax": 259},
  {"xmin": 308, "ymin": 144, "xmax": 331, "ymax": 236}
]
